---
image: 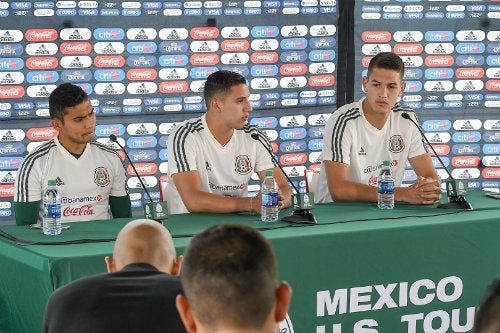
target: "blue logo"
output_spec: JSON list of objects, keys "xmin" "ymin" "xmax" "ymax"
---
[
  {"xmin": 280, "ymin": 128, "xmax": 307, "ymax": 140},
  {"xmin": 190, "ymin": 67, "xmax": 218, "ymax": 79},
  {"xmin": 310, "ymin": 37, "xmax": 336, "ymax": 49},
  {"xmin": 0, "ymin": 44, "xmax": 23, "ymax": 56},
  {"xmin": 446, "ymin": 12, "xmax": 465, "ymax": 19},
  {"xmin": 281, "ymin": 51, "xmax": 308, "ymax": 63},
  {"xmin": 159, "ymin": 149, "xmax": 168, "ymax": 161},
  {"xmin": 250, "ymin": 100, "xmax": 261, "ymax": 108},
  {"xmin": 159, "ymin": 41, "xmax": 189, "ymax": 54},
  {"xmin": 159, "ymin": 55, "xmax": 188, "ymax": 67},
  {"xmin": 61, "ymin": 70, "xmax": 92, "ymax": 82},
  {"xmin": 424, "ymin": 68, "xmax": 453, "ymax": 80},
  {"xmin": 384, "ymin": 13, "xmax": 402, "ymax": 19},
  {"xmin": 0, "ymin": 142, "xmax": 25, "ymax": 155},
  {"xmin": 452, "ymin": 132, "xmax": 481, "ymax": 143},
  {"xmin": 308, "ymin": 139, "xmax": 323, "ymax": 151},
  {"xmin": 262, "ymin": 92, "xmax": 280, "ymax": 100},
  {"xmin": 184, "ymin": 8, "xmax": 202, "ymax": 15},
  {"xmin": 425, "ymin": 31, "xmax": 454, "ymax": 42},
  {"xmin": 422, "ymin": 120, "xmax": 451, "ymax": 132},
  {"xmin": 484, "ymin": 132, "xmax": 500, "ymax": 143},
  {"xmin": 144, "ymin": 98, "xmax": 162, "ymax": 106},
  {"xmin": 250, "ymin": 117, "xmax": 278, "ymax": 129},
  {"xmin": 404, "ymin": 102, "xmax": 421, "ymax": 109},
  {"xmin": 122, "ymin": 9, "xmax": 141, "ymax": 16},
  {"xmin": 163, "ymin": 2, "xmax": 182, "ymax": 8},
  {"xmin": 94, "ymin": 28, "xmax": 125, "ymax": 40},
  {"xmin": 95, "ymin": 124, "xmax": 125, "ymax": 137},
  {"xmin": 456, "ymin": 43, "xmax": 485, "ymax": 54},
  {"xmin": 128, "ymin": 149, "xmax": 158, "ymax": 162},
  {"xmin": 280, "ymin": 38, "xmax": 308, "ymax": 50},
  {"xmin": 123, "ymin": 106, "xmax": 142, "ymax": 114},
  {"xmin": 308, "ymin": 126, "xmax": 324, "ymax": 138},
  {"xmin": 94, "ymin": 69, "xmax": 125, "ymax": 82},
  {"xmin": 0, "ymin": 10, "xmax": 8, "ymax": 17},
  {"xmin": 127, "ymin": 42, "xmax": 157, "ymax": 54},
  {"xmin": 251, "ymin": 65, "xmax": 279, "ymax": 77},
  {"xmin": 280, "ymin": 140, "xmax": 307, "ymax": 153},
  {"xmin": 184, "ymin": 104, "xmax": 203, "ymax": 111},
  {"xmin": 425, "ymin": 12, "xmax": 444, "ymax": 19},
  {"xmin": 204, "ymin": 8, "xmax": 222, "ymax": 15},
  {"xmin": 283, "ymin": 0, "xmax": 299, "ymax": 6},
  {"xmin": 244, "ymin": 8, "xmax": 261, "ymax": 15},
  {"xmin": 57, "ymin": 9, "xmax": 77, "ymax": 16},
  {"xmin": 467, "ymin": 181, "xmax": 481, "ymax": 189},
  {"xmin": 309, "ymin": 50, "xmax": 335, "ymax": 62},
  {"xmin": 404, "ymin": 12, "xmax": 423, "ymax": 19},
  {"xmin": 319, "ymin": 97, "xmax": 336, "ymax": 105},
  {"xmin": 467, "ymin": 5, "xmax": 486, "ymax": 11},
  {"xmin": 251, "ymin": 26, "xmax": 279, "ymax": 38},
  {"xmin": 0, "ymin": 210, "xmax": 11, "ymax": 217},
  {"xmin": 483, "ymin": 181, "xmax": 500, "ymax": 188},
  {"xmin": 456, "ymin": 55, "xmax": 484, "ymax": 66},
  {"xmin": 452, "ymin": 144, "xmax": 481, "ymax": 155},
  {"xmin": 131, "ymin": 200, "xmax": 142, "ymax": 208},
  {"xmin": 127, "ymin": 55, "xmax": 157, "ymax": 68},
  {"xmin": 320, "ymin": 7, "xmax": 336, "ymax": 14},
  {"xmin": 302, "ymin": 7, "xmax": 318, "ymax": 14}
]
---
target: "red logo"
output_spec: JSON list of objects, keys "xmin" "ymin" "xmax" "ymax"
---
[
  {"xmin": 159, "ymin": 81, "xmax": 188, "ymax": 93},
  {"xmin": 309, "ymin": 75, "xmax": 335, "ymax": 87},
  {"xmin": 221, "ymin": 40, "xmax": 250, "ymax": 52},
  {"xmin": 94, "ymin": 56, "xmax": 126, "ymax": 68},
  {"xmin": 0, "ymin": 185, "xmax": 14, "ymax": 198},
  {"xmin": 455, "ymin": 67, "xmax": 484, "ymax": 79},
  {"xmin": 429, "ymin": 145, "xmax": 450, "ymax": 156},
  {"xmin": 361, "ymin": 31, "xmax": 392, "ymax": 43},
  {"xmin": 482, "ymin": 168, "xmax": 500, "ymax": 178},
  {"xmin": 486, "ymin": 80, "xmax": 500, "ymax": 91},
  {"xmin": 251, "ymin": 52, "xmax": 279, "ymax": 64},
  {"xmin": 26, "ymin": 57, "xmax": 59, "ymax": 69},
  {"xmin": 189, "ymin": 54, "xmax": 219, "ymax": 66},
  {"xmin": 25, "ymin": 29, "xmax": 58, "ymax": 42},
  {"xmin": 394, "ymin": 44, "xmax": 423, "ymax": 55},
  {"xmin": 127, "ymin": 69, "xmax": 157, "ymax": 81},
  {"xmin": 60, "ymin": 42, "xmax": 92, "ymax": 55},
  {"xmin": 309, "ymin": 164, "xmax": 321, "ymax": 172},
  {"xmin": 27, "ymin": 127, "xmax": 58, "ymax": 140},
  {"xmin": 127, "ymin": 163, "xmax": 158, "ymax": 175},
  {"xmin": 190, "ymin": 27, "xmax": 219, "ymax": 39},
  {"xmin": 451, "ymin": 156, "xmax": 480, "ymax": 167},
  {"xmin": 0, "ymin": 86, "xmax": 24, "ymax": 98},
  {"xmin": 425, "ymin": 56, "xmax": 454, "ymax": 67},
  {"xmin": 280, "ymin": 153, "xmax": 307, "ymax": 166},
  {"xmin": 63, "ymin": 205, "xmax": 94, "ymax": 217},
  {"xmin": 280, "ymin": 64, "xmax": 307, "ymax": 76}
]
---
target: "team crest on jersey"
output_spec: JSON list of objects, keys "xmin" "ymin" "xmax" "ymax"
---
[
  {"xmin": 389, "ymin": 135, "xmax": 405, "ymax": 153},
  {"xmin": 234, "ymin": 155, "xmax": 252, "ymax": 175},
  {"xmin": 94, "ymin": 167, "xmax": 110, "ymax": 187}
]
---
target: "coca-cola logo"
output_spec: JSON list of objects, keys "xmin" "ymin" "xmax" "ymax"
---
[
  {"xmin": 361, "ymin": 31, "xmax": 392, "ymax": 43},
  {"xmin": 425, "ymin": 56, "xmax": 454, "ymax": 67},
  {"xmin": 27, "ymin": 127, "xmax": 58, "ymax": 140},
  {"xmin": 127, "ymin": 163, "xmax": 158, "ymax": 175},
  {"xmin": 190, "ymin": 27, "xmax": 219, "ymax": 39},
  {"xmin": 94, "ymin": 56, "xmax": 126, "ymax": 68},
  {"xmin": 452, "ymin": 156, "xmax": 480, "ymax": 167},
  {"xmin": 486, "ymin": 80, "xmax": 500, "ymax": 91},
  {"xmin": 280, "ymin": 64, "xmax": 307, "ymax": 76},
  {"xmin": 63, "ymin": 204, "xmax": 94, "ymax": 217},
  {"xmin": 189, "ymin": 54, "xmax": 219, "ymax": 66},
  {"xmin": 0, "ymin": 86, "xmax": 25, "ymax": 98},
  {"xmin": 455, "ymin": 68, "xmax": 484, "ymax": 79},
  {"xmin": 280, "ymin": 153, "xmax": 307, "ymax": 165},
  {"xmin": 159, "ymin": 81, "xmax": 188, "ymax": 93},
  {"xmin": 26, "ymin": 57, "xmax": 59, "ymax": 70},
  {"xmin": 251, "ymin": 52, "xmax": 279, "ymax": 64},
  {"xmin": 0, "ymin": 185, "xmax": 14, "ymax": 197},
  {"xmin": 25, "ymin": 29, "xmax": 58, "ymax": 42},
  {"xmin": 483, "ymin": 168, "xmax": 500, "ymax": 178},
  {"xmin": 60, "ymin": 42, "xmax": 92, "ymax": 55},
  {"xmin": 394, "ymin": 44, "xmax": 423, "ymax": 55},
  {"xmin": 221, "ymin": 40, "xmax": 249, "ymax": 52},
  {"xmin": 127, "ymin": 69, "xmax": 157, "ymax": 81}
]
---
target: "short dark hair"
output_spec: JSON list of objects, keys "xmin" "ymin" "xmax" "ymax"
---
[
  {"xmin": 367, "ymin": 52, "xmax": 405, "ymax": 80},
  {"xmin": 474, "ymin": 279, "xmax": 500, "ymax": 333},
  {"xmin": 49, "ymin": 83, "xmax": 89, "ymax": 122},
  {"xmin": 203, "ymin": 70, "xmax": 247, "ymax": 109},
  {"xmin": 181, "ymin": 224, "xmax": 278, "ymax": 331}
]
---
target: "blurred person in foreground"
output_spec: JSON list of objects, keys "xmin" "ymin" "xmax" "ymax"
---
[
  {"xmin": 315, "ymin": 52, "xmax": 442, "ymax": 205},
  {"xmin": 42, "ymin": 219, "xmax": 185, "ymax": 333},
  {"xmin": 14, "ymin": 83, "xmax": 131, "ymax": 226},
  {"xmin": 176, "ymin": 223, "xmax": 292, "ymax": 333},
  {"xmin": 474, "ymin": 278, "xmax": 500, "ymax": 333},
  {"xmin": 167, "ymin": 70, "xmax": 292, "ymax": 215}
]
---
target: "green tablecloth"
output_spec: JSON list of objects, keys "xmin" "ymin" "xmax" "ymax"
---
[{"xmin": 1, "ymin": 191, "xmax": 499, "ymax": 333}]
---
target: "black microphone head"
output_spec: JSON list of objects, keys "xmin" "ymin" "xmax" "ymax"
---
[
  {"xmin": 251, "ymin": 132, "xmax": 259, "ymax": 140},
  {"xmin": 109, "ymin": 134, "xmax": 117, "ymax": 142},
  {"xmin": 401, "ymin": 112, "xmax": 410, "ymax": 119}
]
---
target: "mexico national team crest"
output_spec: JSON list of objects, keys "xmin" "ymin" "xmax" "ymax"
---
[
  {"xmin": 235, "ymin": 155, "xmax": 252, "ymax": 175},
  {"xmin": 389, "ymin": 135, "xmax": 405, "ymax": 153},
  {"xmin": 94, "ymin": 167, "xmax": 110, "ymax": 187}
]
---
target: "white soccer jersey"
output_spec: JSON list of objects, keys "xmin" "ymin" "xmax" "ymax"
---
[
  {"xmin": 14, "ymin": 137, "xmax": 129, "ymax": 223},
  {"xmin": 315, "ymin": 99, "xmax": 428, "ymax": 203},
  {"xmin": 167, "ymin": 114, "xmax": 275, "ymax": 214}
]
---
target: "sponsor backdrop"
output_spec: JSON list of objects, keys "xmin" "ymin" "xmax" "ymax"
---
[{"xmin": 0, "ymin": 0, "xmax": 498, "ymax": 227}]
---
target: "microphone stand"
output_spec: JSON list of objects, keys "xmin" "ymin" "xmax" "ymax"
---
[
  {"xmin": 401, "ymin": 113, "xmax": 472, "ymax": 210},
  {"xmin": 251, "ymin": 133, "xmax": 317, "ymax": 224}
]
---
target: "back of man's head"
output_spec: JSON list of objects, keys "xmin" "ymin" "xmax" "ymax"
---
[
  {"xmin": 474, "ymin": 279, "xmax": 500, "ymax": 333},
  {"xmin": 108, "ymin": 219, "xmax": 179, "ymax": 274},
  {"xmin": 178, "ymin": 223, "xmax": 290, "ymax": 332}
]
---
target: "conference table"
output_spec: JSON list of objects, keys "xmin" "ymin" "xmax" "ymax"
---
[{"xmin": 0, "ymin": 191, "xmax": 499, "ymax": 333}]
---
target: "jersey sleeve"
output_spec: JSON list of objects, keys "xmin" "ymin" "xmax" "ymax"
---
[
  {"xmin": 109, "ymin": 153, "xmax": 129, "ymax": 197},
  {"xmin": 167, "ymin": 124, "xmax": 200, "ymax": 175},
  {"xmin": 322, "ymin": 111, "xmax": 353, "ymax": 165}
]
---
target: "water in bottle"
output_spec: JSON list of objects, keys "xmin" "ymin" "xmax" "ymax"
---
[
  {"xmin": 261, "ymin": 170, "xmax": 279, "ymax": 222},
  {"xmin": 43, "ymin": 179, "xmax": 62, "ymax": 235},
  {"xmin": 378, "ymin": 160, "xmax": 394, "ymax": 209}
]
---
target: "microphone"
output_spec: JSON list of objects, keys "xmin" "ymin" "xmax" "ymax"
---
[
  {"xmin": 109, "ymin": 134, "xmax": 168, "ymax": 220},
  {"xmin": 251, "ymin": 132, "xmax": 317, "ymax": 224},
  {"xmin": 400, "ymin": 113, "xmax": 472, "ymax": 210}
]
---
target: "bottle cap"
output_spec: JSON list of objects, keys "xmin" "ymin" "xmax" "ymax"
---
[
  {"xmin": 265, "ymin": 170, "xmax": 274, "ymax": 177},
  {"xmin": 47, "ymin": 179, "xmax": 56, "ymax": 186},
  {"xmin": 383, "ymin": 160, "xmax": 391, "ymax": 166}
]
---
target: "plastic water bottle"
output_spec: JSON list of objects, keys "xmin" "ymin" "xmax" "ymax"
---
[
  {"xmin": 378, "ymin": 160, "xmax": 394, "ymax": 209},
  {"xmin": 43, "ymin": 179, "xmax": 62, "ymax": 235},
  {"xmin": 261, "ymin": 170, "xmax": 279, "ymax": 222}
]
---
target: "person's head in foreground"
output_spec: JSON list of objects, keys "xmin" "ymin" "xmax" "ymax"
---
[
  {"xmin": 105, "ymin": 218, "xmax": 182, "ymax": 275},
  {"xmin": 176, "ymin": 223, "xmax": 292, "ymax": 333},
  {"xmin": 474, "ymin": 279, "xmax": 500, "ymax": 333}
]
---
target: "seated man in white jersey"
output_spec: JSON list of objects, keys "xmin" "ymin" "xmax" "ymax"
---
[
  {"xmin": 167, "ymin": 70, "xmax": 292, "ymax": 214},
  {"xmin": 315, "ymin": 52, "xmax": 442, "ymax": 204},
  {"xmin": 14, "ymin": 83, "xmax": 131, "ymax": 225}
]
